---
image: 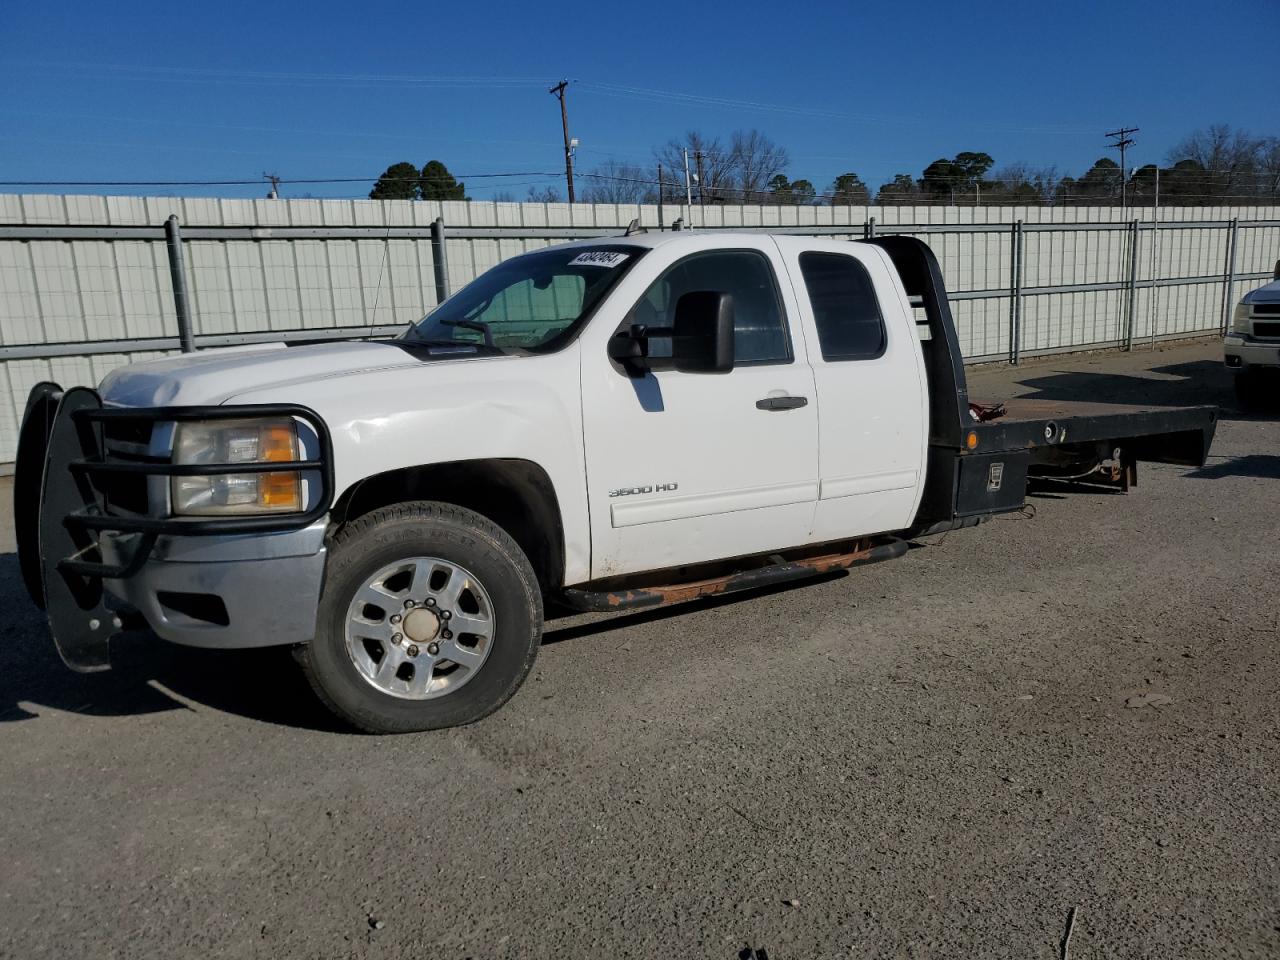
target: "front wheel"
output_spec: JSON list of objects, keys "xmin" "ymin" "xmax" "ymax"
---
[
  {"xmin": 300, "ymin": 502, "xmax": 543, "ymax": 733},
  {"xmin": 1233, "ymin": 369, "xmax": 1264, "ymax": 410}
]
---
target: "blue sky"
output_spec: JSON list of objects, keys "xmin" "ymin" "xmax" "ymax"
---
[{"xmin": 1, "ymin": 0, "xmax": 1276, "ymax": 200}]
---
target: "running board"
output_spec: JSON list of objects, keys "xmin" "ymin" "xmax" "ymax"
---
[{"xmin": 559, "ymin": 538, "xmax": 908, "ymax": 613}]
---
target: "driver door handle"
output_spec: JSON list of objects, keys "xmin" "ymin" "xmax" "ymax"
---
[{"xmin": 755, "ymin": 395, "xmax": 808, "ymax": 411}]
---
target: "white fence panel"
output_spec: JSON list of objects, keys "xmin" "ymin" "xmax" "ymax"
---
[{"xmin": 1, "ymin": 193, "xmax": 1278, "ymax": 461}]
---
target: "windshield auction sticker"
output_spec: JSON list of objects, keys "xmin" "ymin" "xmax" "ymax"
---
[{"xmin": 569, "ymin": 250, "xmax": 631, "ymax": 268}]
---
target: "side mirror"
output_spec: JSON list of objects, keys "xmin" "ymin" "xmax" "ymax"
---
[
  {"xmin": 671, "ymin": 291, "xmax": 735, "ymax": 374},
  {"xmin": 607, "ymin": 327, "xmax": 648, "ymax": 378}
]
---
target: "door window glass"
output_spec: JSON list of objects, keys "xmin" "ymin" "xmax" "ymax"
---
[{"xmin": 625, "ymin": 250, "xmax": 790, "ymax": 364}]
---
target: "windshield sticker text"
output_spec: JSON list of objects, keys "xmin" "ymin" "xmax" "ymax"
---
[{"xmin": 570, "ymin": 251, "xmax": 631, "ymax": 268}]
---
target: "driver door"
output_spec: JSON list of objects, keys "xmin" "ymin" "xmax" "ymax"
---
[{"xmin": 580, "ymin": 241, "xmax": 820, "ymax": 579}]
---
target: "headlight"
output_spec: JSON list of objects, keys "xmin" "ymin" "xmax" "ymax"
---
[
  {"xmin": 1231, "ymin": 302, "xmax": 1250, "ymax": 334},
  {"xmin": 171, "ymin": 418, "xmax": 303, "ymax": 515}
]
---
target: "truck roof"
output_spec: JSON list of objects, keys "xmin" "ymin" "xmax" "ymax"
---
[{"xmin": 546, "ymin": 231, "xmax": 869, "ymax": 254}]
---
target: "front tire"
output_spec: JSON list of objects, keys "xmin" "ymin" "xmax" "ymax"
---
[
  {"xmin": 1233, "ymin": 369, "xmax": 1264, "ymax": 409},
  {"xmin": 300, "ymin": 501, "xmax": 543, "ymax": 733}
]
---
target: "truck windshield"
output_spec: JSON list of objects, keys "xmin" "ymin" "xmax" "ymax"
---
[{"xmin": 402, "ymin": 245, "xmax": 645, "ymax": 353}]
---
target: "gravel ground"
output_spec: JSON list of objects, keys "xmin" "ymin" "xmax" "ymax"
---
[{"xmin": 1, "ymin": 340, "xmax": 1277, "ymax": 960}]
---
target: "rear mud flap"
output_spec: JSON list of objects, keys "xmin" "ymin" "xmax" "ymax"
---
[{"xmin": 37, "ymin": 387, "xmax": 124, "ymax": 672}]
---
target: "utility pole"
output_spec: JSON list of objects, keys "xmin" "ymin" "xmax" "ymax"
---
[
  {"xmin": 549, "ymin": 80, "xmax": 575, "ymax": 202},
  {"xmin": 657, "ymin": 163, "xmax": 664, "ymax": 229},
  {"xmin": 263, "ymin": 172, "xmax": 281, "ymax": 199},
  {"xmin": 683, "ymin": 148, "xmax": 693, "ymax": 215},
  {"xmin": 695, "ymin": 150, "xmax": 706, "ymax": 207},
  {"xmin": 1105, "ymin": 127, "xmax": 1139, "ymax": 215}
]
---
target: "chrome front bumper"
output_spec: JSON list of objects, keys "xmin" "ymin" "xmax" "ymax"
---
[
  {"xmin": 102, "ymin": 521, "xmax": 328, "ymax": 650},
  {"xmin": 1224, "ymin": 335, "xmax": 1280, "ymax": 370}
]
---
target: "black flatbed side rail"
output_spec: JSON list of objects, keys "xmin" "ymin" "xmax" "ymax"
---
[{"xmin": 968, "ymin": 397, "xmax": 1218, "ymax": 467}]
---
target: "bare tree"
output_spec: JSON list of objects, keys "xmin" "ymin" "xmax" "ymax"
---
[
  {"xmin": 1166, "ymin": 125, "xmax": 1263, "ymax": 201},
  {"xmin": 730, "ymin": 129, "xmax": 789, "ymax": 203},
  {"xmin": 1259, "ymin": 137, "xmax": 1280, "ymax": 201},
  {"xmin": 579, "ymin": 160, "xmax": 651, "ymax": 204},
  {"xmin": 654, "ymin": 132, "xmax": 734, "ymax": 203},
  {"xmin": 986, "ymin": 163, "xmax": 1059, "ymax": 204},
  {"xmin": 526, "ymin": 184, "xmax": 564, "ymax": 203}
]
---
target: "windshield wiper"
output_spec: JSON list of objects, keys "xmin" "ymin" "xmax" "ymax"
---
[{"xmin": 439, "ymin": 318, "xmax": 495, "ymax": 348}]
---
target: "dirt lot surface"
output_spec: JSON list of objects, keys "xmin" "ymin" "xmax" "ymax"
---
[{"xmin": 1, "ymin": 340, "xmax": 1277, "ymax": 959}]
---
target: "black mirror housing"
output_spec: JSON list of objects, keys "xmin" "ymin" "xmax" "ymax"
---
[
  {"xmin": 672, "ymin": 291, "xmax": 735, "ymax": 374},
  {"xmin": 607, "ymin": 329, "xmax": 648, "ymax": 378}
]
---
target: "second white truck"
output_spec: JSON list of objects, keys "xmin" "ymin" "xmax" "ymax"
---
[
  {"xmin": 1225, "ymin": 259, "xmax": 1280, "ymax": 404},
  {"xmin": 17, "ymin": 231, "xmax": 1217, "ymax": 732}
]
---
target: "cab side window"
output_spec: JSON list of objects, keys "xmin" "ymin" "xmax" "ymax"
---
[
  {"xmin": 625, "ymin": 250, "xmax": 791, "ymax": 364},
  {"xmin": 799, "ymin": 252, "xmax": 886, "ymax": 361}
]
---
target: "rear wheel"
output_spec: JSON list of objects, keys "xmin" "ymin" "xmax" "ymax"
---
[{"xmin": 300, "ymin": 501, "xmax": 543, "ymax": 733}]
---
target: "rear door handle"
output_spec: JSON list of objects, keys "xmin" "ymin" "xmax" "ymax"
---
[{"xmin": 755, "ymin": 395, "xmax": 808, "ymax": 411}]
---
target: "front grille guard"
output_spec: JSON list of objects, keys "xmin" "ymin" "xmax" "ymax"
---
[{"xmin": 15, "ymin": 382, "xmax": 335, "ymax": 671}]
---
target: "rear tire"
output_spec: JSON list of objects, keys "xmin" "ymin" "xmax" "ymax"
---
[{"xmin": 300, "ymin": 501, "xmax": 543, "ymax": 733}]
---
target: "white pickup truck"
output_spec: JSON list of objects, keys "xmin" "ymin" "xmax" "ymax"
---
[
  {"xmin": 1225, "ymin": 260, "xmax": 1280, "ymax": 404},
  {"xmin": 16, "ymin": 232, "xmax": 1217, "ymax": 732}
]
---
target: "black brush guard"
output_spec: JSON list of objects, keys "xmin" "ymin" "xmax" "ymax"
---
[{"xmin": 14, "ymin": 382, "xmax": 334, "ymax": 672}]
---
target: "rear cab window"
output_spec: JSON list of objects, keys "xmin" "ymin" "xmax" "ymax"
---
[{"xmin": 798, "ymin": 252, "xmax": 887, "ymax": 361}]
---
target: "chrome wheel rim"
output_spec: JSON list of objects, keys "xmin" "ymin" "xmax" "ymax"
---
[{"xmin": 344, "ymin": 556, "xmax": 496, "ymax": 700}]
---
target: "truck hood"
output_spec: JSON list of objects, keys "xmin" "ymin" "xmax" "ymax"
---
[
  {"xmin": 1243, "ymin": 279, "xmax": 1280, "ymax": 304},
  {"xmin": 98, "ymin": 339, "xmax": 475, "ymax": 407}
]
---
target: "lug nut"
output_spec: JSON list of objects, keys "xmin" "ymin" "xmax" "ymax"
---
[
  {"xmin": 440, "ymin": 610, "xmax": 452, "ymax": 621},
  {"xmin": 403, "ymin": 599, "xmax": 415, "ymax": 609},
  {"xmin": 390, "ymin": 614, "xmax": 401, "ymax": 625},
  {"xmin": 425, "ymin": 598, "xmax": 437, "ymax": 607},
  {"xmin": 391, "ymin": 633, "xmax": 403, "ymax": 644},
  {"xmin": 427, "ymin": 642, "xmax": 439, "ymax": 656},
  {"xmin": 406, "ymin": 644, "xmax": 419, "ymax": 658},
  {"xmin": 441, "ymin": 630, "xmax": 452, "ymax": 641}
]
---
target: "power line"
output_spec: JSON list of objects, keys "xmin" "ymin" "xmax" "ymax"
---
[
  {"xmin": 7, "ymin": 62, "xmax": 1105, "ymax": 137},
  {"xmin": 575, "ymin": 81, "xmax": 1101, "ymax": 135},
  {"xmin": 16, "ymin": 162, "xmax": 1271, "ymax": 192},
  {"xmin": 0, "ymin": 172, "xmax": 557, "ymax": 187},
  {"xmin": 2, "ymin": 167, "xmax": 1275, "ymax": 206},
  {"xmin": 18, "ymin": 61, "xmax": 556, "ymax": 88}
]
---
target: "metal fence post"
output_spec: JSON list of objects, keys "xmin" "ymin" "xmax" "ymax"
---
[
  {"xmin": 1124, "ymin": 219, "xmax": 1140, "ymax": 351},
  {"xmin": 1009, "ymin": 220, "xmax": 1023, "ymax": 364},
  {"xmin": 430, "ymin": 216, "xmax": 450, "ymax": 303},
  {"xmin": 864, "ymin": 216, "xmax": 876, "ymax": 240},
  {"xmin": 163, "ymin": 215, "xmax": 195, "ymax": 353},
  {"xmin": 1221, "ymin": 217, "xmax": 1239, "ymax": 334}
]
